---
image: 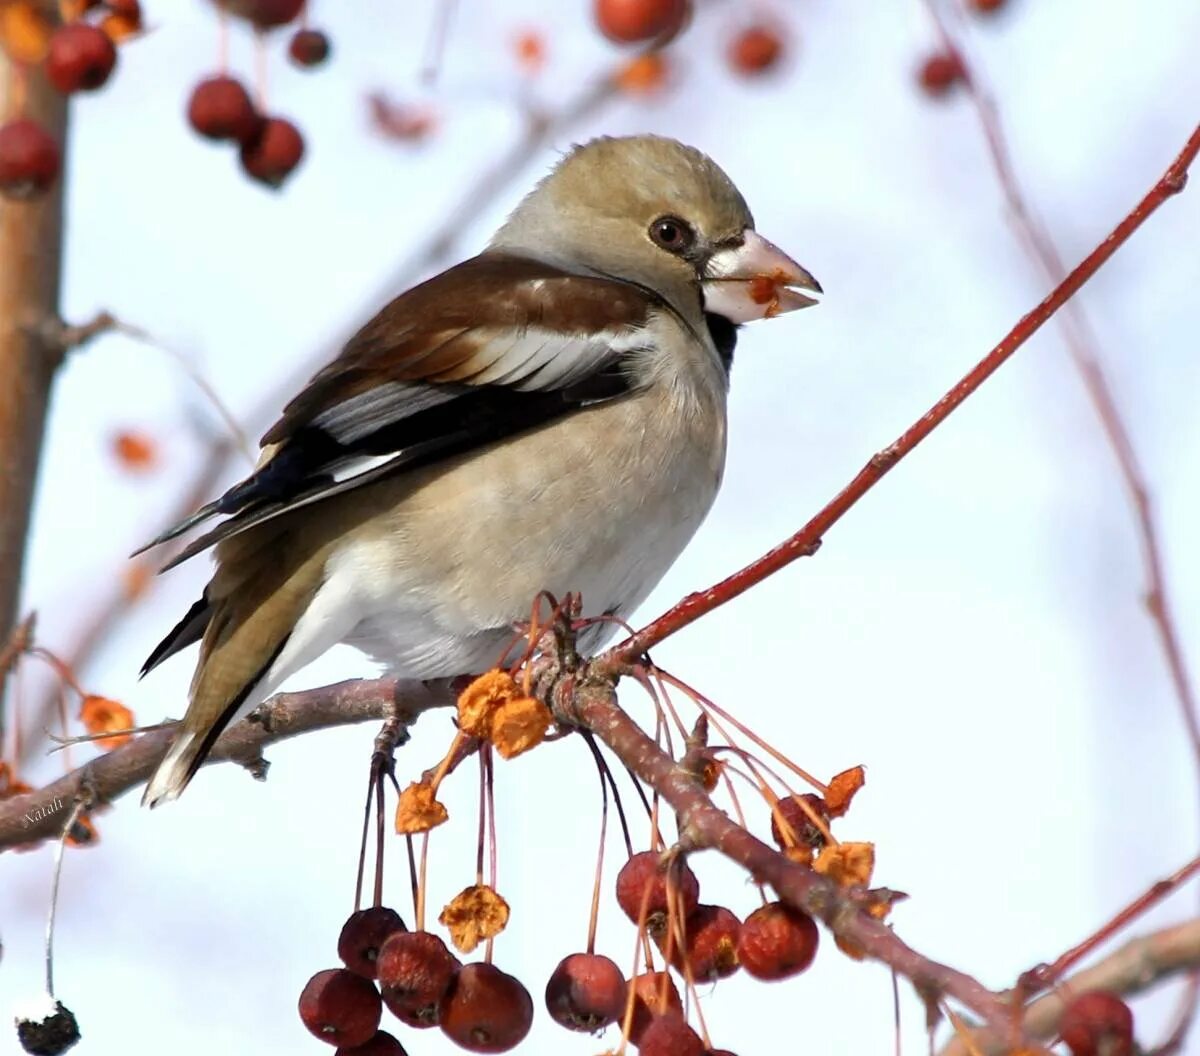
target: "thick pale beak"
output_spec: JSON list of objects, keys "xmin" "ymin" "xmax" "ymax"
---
[{"xmin": 702, "ymin": 229, "xmax": 821, "ymax": 323}]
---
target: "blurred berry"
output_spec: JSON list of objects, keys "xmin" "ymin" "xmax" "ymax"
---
[
  {"xmin": 46, "ymin": 23, "xmax": 117, "ymax": 93},
  {"xmin": 918, "ymin": 51, "xmax": 967, "ymax": 97},
  {"xmin": 0, "ymin": 119, "xmax": 61, "ymax": 200},
  {"xmin": 289, "ymin": 27, "xmax": 330, "ymax": 68},
  {"xmin": 594, "ymin": 0, "xmax": 688, "ymax": 44},
  {"xmin": 217, "ymin": 0, "xmax": 303, "ymax": 28},
  {"xmin": 187, "ymin": 76, "xmax": 261, "ymax": 143},
  {"xmin": 729, "ymin": 24, "xmax": 784, "ymax": 76},
  {"xmin": 239, "ymin": 116, "xmax": 304, "ymax": 188}
]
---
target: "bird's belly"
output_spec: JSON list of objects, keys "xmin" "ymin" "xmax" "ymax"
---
[{"xmin": 335, "ymin": 395, "xmax": 725, "ymax": 678}]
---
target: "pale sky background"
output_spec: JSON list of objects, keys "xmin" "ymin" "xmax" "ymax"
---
[{"xmin": 4, "ymin": 1, "xmax": 1200, "ymax": 1054}]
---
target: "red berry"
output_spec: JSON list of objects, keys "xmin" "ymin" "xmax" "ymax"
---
[
  {"xmin": 439, "ymin": 962, "xmax": 533, "ymax": 1053},
  {"xmin": 46, "ymin": 24, "xmax": 118, "ymax": 94},
  {"xmin": 639, "ymin": 1013, "xmax": 705, "ymax": 1056},
  {"xmin": 594, "ymin": 0, "xmax": 688, "ymax": 44},
  {"xmin": 918, "ymin": 51, "xmax": 967, "ymax": 97},
  {"xmin": 377, "ymin": 931, "xmax": 460, "ymax": 1029},
  {"xmin": 969, "ymin": 0, "xmax": 1007, "ymax": 11},
  {"xmin": 615, "ymin": 851, "xmax": 700, "ymax": 936},
  {"xmin": 770, "ymin": 793, "xmax": 829, "ymax": 851},
  {"xmin": 218, "ymin": 0, "xmax": 304, "ymax": 28},
  {"xmin": 544, "ymin": 953, "xmax": 627, "ymax": 1033},
  {"xmin": 298, "ymin": 968, "xmax": 383, "ymax": 1048},
  {"xmin": 239, "ymin": 116, "xmax": 304, "ymax": 188},
  {"xmin": 628, "ymin": 971, "xmax": 682, "ymax": 1046},
  {"xmin": 187, "ymin": 76, "xmax": 261, "ymax": 143},
  {"xmin": 728, "ymin": 25, "xmax": 784, "ymax": 76},
  {"xmin": 338, "ymin": 906, "xmax": 407, "ymax": 980},
  {"xmin": 1060, "ymin": 991, "xmax": 1134, "ymax": 1056},
  {"xmin": 289, "ymin": 27, "xmax": 331, "ymax": 68},
  {"xmin": 706, "ymin": 1051, "xmax": 739, "ymax": 1055},
  {"xmin": 335, "ymin": 1030, "xmax": 409, "ymax": 1056},
  {"xmin": 0, "ymin": 120, "xmax": 61, "ymax": 200},
  {"xmin": 736, "ymin": 901, "xmax": 819, "ymax": 980},
  {"xmin": 663, "ymin": 903, "xmax": 741, "ymax": 981}
]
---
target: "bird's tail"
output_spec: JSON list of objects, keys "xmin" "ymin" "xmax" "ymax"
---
[{"xmin": 142, "ymin": 730, "xmax": 206, "ymax": 808}]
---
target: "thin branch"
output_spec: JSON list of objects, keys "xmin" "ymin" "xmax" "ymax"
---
[
  {"xmin": 612, "ymin": 121, "xmax": 1200, "ymax": 662},
  {"xmin": 939, "ymin": 918, "xmax": 1200, "ymax": 1056},
  {"xmin": 922, "ymin": 0, "xmax": 1200, "ymax": 862},
  {"xmin": 0, "ymin": 677, "xmax": 452, "ymax": 852}
]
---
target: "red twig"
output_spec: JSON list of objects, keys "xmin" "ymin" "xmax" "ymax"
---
[
  {"xmin": 612, "ymin": 122, "xmax": 1200, "ymax": 662},
  {"xmin": 1016, "ymin": 854, "xmax": 1200, "ymax": 1000}
]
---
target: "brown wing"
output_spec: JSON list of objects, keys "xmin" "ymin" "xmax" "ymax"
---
[{"xmin": 134, "ymin": 252, "xmax": 660, "ymax": 569}]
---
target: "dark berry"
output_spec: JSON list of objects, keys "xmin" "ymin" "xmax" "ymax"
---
[
  {"xmin": 377, "ymin": 931, "xmax": 459, "ymax": 1029},
  {"xmin": 1060, "ymin": 990, "xmax": 1134, "ymax": 1056},
  {"xmin": 335, "ymin": 1030, "xmax": 409, "ymax": 1056},
  {"xmin": 664, "ymin": 904, "xmax": 741, "ymax": 982},
  {"xmin": 639, "ymin": 1012, "xmax": 705, "ymax": 1056},
  {"xmin": 0, "ymin": 120, "xmax": 61, "ymax": 200},
  {"xmin": 289, "ymin": 28, "xmax": 330, "ymax": 68},
  {"xmin": 729, "ymin": 25, "xmax": 784, "ymax": 75},
  {"xmin": 628, "ymin": 971, "xmax": 682, "ymax": 1046},
  {"xmin": 298, "ymin": 968, "xmax": 382, "ymax": 1048},
  {"xmin": 770, "ymin": 793, "xmax": 829, "ymax": 851},
  {"xmin": 439, "ymin": 963, "xmax": 533, "ymax": 1053},
  {"xmin": 46, "ymin": 24, "xmax": 118, "ymax": 94},
  {"xmin": 544, "ymin": 952, "xmax": 627, "ymax": 1033},
  {"xmin": 918, "ymin": 52, "xmax": 967, "ymax": 97},
  {"xmin": 338, "ymin": 906, "xmax": 407, "ymax": 980},
  {"xmin": 239, "ymin": 116, "xmax": 304, "ymax": 188},
  {"xmin": 218, "ymin": 0, "xmax": 304, "ymax": 28},
  {"xmin": 186, "ymin": 76, "xmax": 261, "ymax": 143},
  {"xmin": 615, "ymin": 851, "xmax": 700, "ymax": 937},
  {"xmin": 736, "ymin": 901, "xmax": 819, "ymax": 980}
]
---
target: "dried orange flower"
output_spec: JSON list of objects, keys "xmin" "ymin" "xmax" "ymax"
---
[
  {"xmin": 813, "ymin": 841, "xmax": 874, "ymax": 888},
  {"xmin": 438, "ymin": 884, "xmax": 511, "ymax": 953},
  {"xmin": 824, "ymin": 765, "xmax": 865, "ymax": 818},
  {"xmin": 1, "ymin": 2, "xmax": 52, "ymax": 64},
  {"xmin": 491, "ymin": 694, "xmax": 552, "ymax": 760},
  {"xmin": 79, "ymin": 694, "xmax": 134, "ymax": 750},
  {"xmin": 615, "ymin": 53, "xmax": 669, "ymax": 95},
  {"xmin": 456, "ymin": 669, "xmax": 519, "ymax": 738},
  {"xmin": 395, "ymin": 781, "xmax": 449, "ymax": 834},
  {"xmin": 100, "ymin": 12, "xmax": 141, "ymax": 42},
  {"xmin": 112, "ymin": 429, "xmax": 158, "ymax": 472}
]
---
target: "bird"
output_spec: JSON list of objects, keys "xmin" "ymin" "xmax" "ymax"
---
[{"xmin": 137, "ymin": 134, "xmax": 820, "ymax": 807}]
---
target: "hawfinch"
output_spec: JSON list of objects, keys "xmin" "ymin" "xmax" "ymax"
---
[{"xmin": 139, "ymin": 134, "xmax": 820, "ymax": 806}]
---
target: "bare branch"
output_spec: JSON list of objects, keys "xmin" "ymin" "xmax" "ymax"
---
[
  {"xmin": 939, "ymin": 918, "xmax": 1200, "ymax": 1056},
  {"xmin": 613, "ymin": 120, "xmax": 1200, "ymax": 661},
  {"xmin": 0, "ymin": 677, "xmax": 453, "ymax": 851}
]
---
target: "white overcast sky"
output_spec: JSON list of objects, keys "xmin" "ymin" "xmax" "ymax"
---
[{"xmin": 4, "ymin": 2, "xmax": 1200, "ymax": 1055}]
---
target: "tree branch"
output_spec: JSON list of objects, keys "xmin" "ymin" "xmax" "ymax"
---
[
  {"xmin": 939, "ymin": 918, "xmax": 1200, "ymax": 1056},
  {"xmin": 0, "ymin": 677, "xmax": 452, "ymax": 851},
  {"xmin": 613, "ymin": 120, "xmax": 1200, "ymax": 662},
  {"xmin": 554, "ymin": 670, "xmax": 1019, "ymax": 1041}
]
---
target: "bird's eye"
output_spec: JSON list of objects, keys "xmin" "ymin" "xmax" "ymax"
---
[{"xmin": 649, "ymin": 215, "xmax": 694, "ymax": 254}]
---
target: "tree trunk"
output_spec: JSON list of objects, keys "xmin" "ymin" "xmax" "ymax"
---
[{"xmin": 0, "ymin": 59, "xmax": 69, "ymax": 680}]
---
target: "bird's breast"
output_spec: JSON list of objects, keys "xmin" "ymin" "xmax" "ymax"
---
[{"xmin": 333, "ymin": 384, "xmax": 727, "ymax": 676}]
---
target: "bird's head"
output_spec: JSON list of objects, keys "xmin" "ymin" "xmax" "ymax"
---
[{"xmin": 491, "ymin": 134, "xmax": 820, "ymax": 328}]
